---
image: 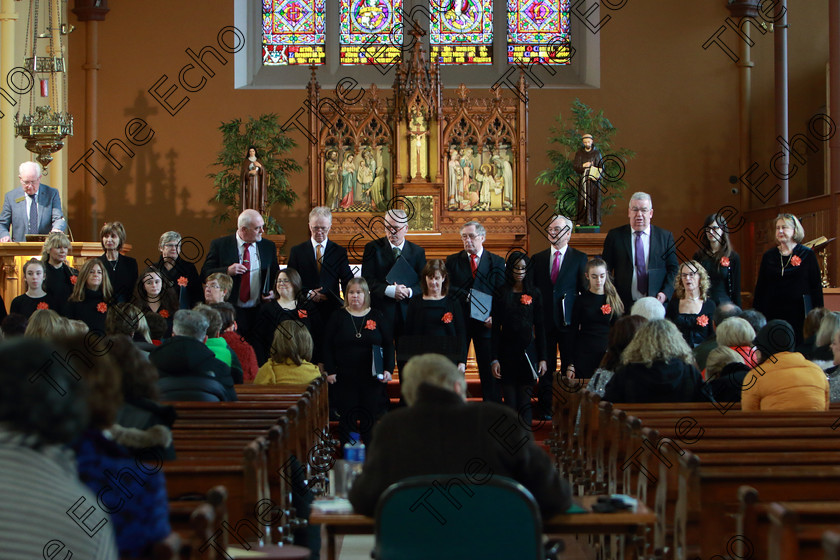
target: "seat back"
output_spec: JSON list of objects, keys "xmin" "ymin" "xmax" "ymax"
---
[{"xmin": 373, "ymin": 475, "xmax": 544, "ymax": 560}]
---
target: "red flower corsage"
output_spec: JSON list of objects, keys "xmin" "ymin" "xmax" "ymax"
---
[
  {"xmin": 177, "ymin": 276, "xmax": 189, "ymax": 287},
  {"xmin": 791, "ymin": 255, "xmax": 802, "ymax": 267},
  {"xmin": 365, "ymin": 319, "xmax": 377, "ymax": 330},
  {"xmin": 70, "ymin": 275, "xmax": 77, "ymax": 285},
  {"xmin": 600, "ymin": 304, "xmax": 611, "ymax": 315},
  {"xmin": 36, "ymin": 302, "xmax": 49, "ymax": 310},
  {"xmin": 298, "ymin": 309, "xmax": 308, "ymax": 319},
  {"xmin": 720, "ymin": 257, "xmax": 730, "ymax": 267},
  {"xmin": 696, "ymin": 314, "xmax": 709, "ymax": 327},
  {"xmin": 520, "ymin": 294, "xmax": 533, "ymax": 305},
  {"xmin": 159, "ymin": 309, "xmax": 170, "ymax": 319},
  {"xmin": 96, "ymin": 302, "xmax": 108, "ymax": 314},
  {"xmin": 441, "ymin": 312, "xmax": 453, "ymax": 324}
]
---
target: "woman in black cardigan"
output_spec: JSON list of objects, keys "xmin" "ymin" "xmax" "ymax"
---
[
  {"xmin": 64, "ymin": 258, "xmax": 113, "ymax": 334},
  {"xmin": 41, "ymin": 232, "xmax": 77, "ymax": 306},
  {"xmin": 153, "ymin": 231, "xmax": 202, "ymax": 308},
  {"xmin": 98, "ymin": 222, "xmax": 138, "ymax": 304},
  {"xmin": 693, "ymin": 213, "xmax": 742, "ymax": 307}
]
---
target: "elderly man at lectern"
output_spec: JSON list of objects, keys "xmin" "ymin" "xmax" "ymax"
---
[{"xmin": 0, "ymin": 161, "xmax": 66, "ymax": 242}]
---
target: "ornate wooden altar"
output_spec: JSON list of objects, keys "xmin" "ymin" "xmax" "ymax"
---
[{"xmin": 305, "ymin": 36, "xmax": 530, "ymax": 261}]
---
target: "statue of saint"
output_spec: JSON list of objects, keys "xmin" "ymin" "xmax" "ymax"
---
[
  {"xmin": 408, "ymin": 110, "xmax": 429, "ymax": 181},
  {"xmin": 492, "ymin": 153, "xmax": 514, "ymax": 210},
  {"xmin": 339, "ymin": 151, "xmax": 357, "ymax": 209},
  {"xmin": 240, "ymin": 146, "xmax": 266, "ymax": 213},
  {"xmin": 448, "ymin": 148, "xmax": 463, "ymax": 209},
  {"xmin": 572, "ymin": 133, "xmax": 604, "ymax": 226},
  {"xmin": 369, "ymin": 146, "xmax": 387, "ymax": 211},
  {"xmin": 324, "ymin": 149, "xmax": 340, "ymax": 210}
]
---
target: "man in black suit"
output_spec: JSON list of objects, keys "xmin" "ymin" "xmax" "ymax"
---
[
  {"xmin": 201, "ymin": 209, "xmax": 278, "ymax": 345},
  {"xmin": 446, "ymin": 220, "xmax": 505, "ymax": 403},
  {"xmin": 531, "ymin": 214, "xmax": 588, "ymax": 417},
  {"xmin": 287, "ymin": 206, "xmax": 354, "ymax": 323},
  {"xmin": 602, "ymin": 192, "xmax": 679, "ymax": 313}
]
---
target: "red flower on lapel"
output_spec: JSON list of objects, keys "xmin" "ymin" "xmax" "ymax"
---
[
  {"xmin": 36, "ymin": 302, "xmax": 49, "ymax": 310},
  {"xmin": 600, "ymin": 304, "xmax": 611, "ymax": 315},
  {"xmin": 177, "ymin": 276, "xmax": 189, "ymax": 287},
  {"xmin": 97, "ymin": 302, "xmax": 108, "ymax": 314},
  {"xmin": 365, "ymin": 319, "xmax": 377, "ymax": 330},
  {"xmin": 159, "ymin": 309, "xmax": 170, "ymax": 319},
  {"xmin": 520, "ymin": 294, "xmax": 533, "ymax": 305},
  {"xmin": 442, "ymin": 312, "xmax": 453, "ymax": 324},
  {"xmin": 696, "ymin": 315, "xmax": 709, "ymax": 327},
  {"xmin": 791, "ymin": 255, "xmax": 802, "ymax": 267},
  {"xmin": 720, "ymin": 257, "xmax": 730, "ymax": 268},
  {"xmin": 298, "ymin": 309, "xmax": 308, "ymax": 319}
]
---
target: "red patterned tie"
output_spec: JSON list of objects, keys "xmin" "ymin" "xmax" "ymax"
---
[
  {"xmin": 470, "ymin": 254, "xmax": 478, "ymax": 278},
  {"xmin": 239, "ymin": 243, "xmax": 251, "ymax": 303}
]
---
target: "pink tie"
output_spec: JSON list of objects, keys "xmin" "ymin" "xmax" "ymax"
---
[{"xmin": 551, "ymin": 250, "xmax": 561, "ymax": 284}]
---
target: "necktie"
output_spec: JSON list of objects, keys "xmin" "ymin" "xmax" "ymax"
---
[
  {"xmin": 470, "ymin": 253, "xmax": 478, "ymax": 278},
  {"xmin": 316, "ymin": 244, "xmax": 322, "ymax": 273},
  {"xmin": 635, "ymin": 231, "xmax": 648, "ymax": 295},
  {"xmin": 28, "ymin": 194, "xmax": 37, "ymax": 234},
  {"xmin": 239, "ymin": 243, "xmax": 251, "ymax": 303},
  {"xmin": 551, "ymin": 250, "xmax": 561, "ymax": 284},
  {"xmin": 393, "ymin": 246, "xmax": 401, "ymax": 259}
]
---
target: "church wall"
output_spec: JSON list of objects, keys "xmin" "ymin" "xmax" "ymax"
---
[{"xmin": 63, "ymin": 1, "xmax": 829, "ymax": 268}]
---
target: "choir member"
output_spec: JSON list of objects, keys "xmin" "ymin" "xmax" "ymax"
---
[
  {"xmin": 64, "ymin": 258, "xmax": 113, "ymax": 334},
  {"xmin": 666, "ymin": 261, "xmax": 716, "ymax": 348},
  {"xmin": 98, "ymin": 221, "xmax": 139, "ymax": 303},
  {"xmin": 41, "ymin": 231, "xmax": 76, "ymax": 304},
  {"xmin": 204, "ymin": 272, "xmax": 232, "ymax": 304},
  {"xmin": 693, "ymin": 213, "xmax": 741, "ymax": 306},
  {"xmin": 10, "ymin": 258, "xmax": 56, "ymax": 317},
  {"xmin": 153, "ymin": 231, "xmax": 202, "ymax": 308}
]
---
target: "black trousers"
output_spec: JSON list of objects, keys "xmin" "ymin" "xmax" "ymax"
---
[
  {"xmin": 537, "ymin": 327, "xmax": 574, "ymax": 416},
  {"xmin": 469, "ymin": 320, "xmax": 500, "ymax": 403}
]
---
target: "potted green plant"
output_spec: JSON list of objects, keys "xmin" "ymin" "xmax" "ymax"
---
[
  {"xmin": 208, "ymin": 114, "xmax": 301, "ymax": 235},
  {"xmin": 535, "ymin": 99, "xmax": 635, "ymax": 228}
]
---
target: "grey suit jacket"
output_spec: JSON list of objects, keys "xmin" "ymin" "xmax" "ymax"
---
[{"xmin": 0, "ymin": 185, "xmax": 66, "ymax": 241}]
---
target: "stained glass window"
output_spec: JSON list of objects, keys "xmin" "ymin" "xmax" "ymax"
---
[
  {"xmin": 340, "ymin": 0, "xmax": 404, "ymax": 66},
  {"xmin": 507, "ymin": 0, "xmax": 571, "ymax": 64},
  {"xmin": 430, "ymin": 0, "xmax": 493, "ymax": 65},
  {"xmin": 262, "ymin": 0, "xmax": 326, "ymax": 65}
]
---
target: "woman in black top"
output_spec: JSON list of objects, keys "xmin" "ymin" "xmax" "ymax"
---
[
  {"xmin": 567, "ymin": 258, "xmax": 623, "ymax": 380},
  {"xmin": 10, "ymin": 259, "xmax": 56, "ymax": 318},
  {"xmin": 490, "ymin": 252, "xmax": 547, "ymax": 425},
  {"xmin": 403, "ymin": 259, "xmax": 467, "ymax": 371},
  {"xmin": 324, "ymin": 277, "xmax": 393, "ymax": 445},
  {"xmin": 99, "ymin": 222, "xmax": 138, "ymax": 303},
  {"xmin": 254, "ymin": 267, "xmax": 323, "ymax": 366},
  {"xmin": 753, "ymin": 213, "xmax": 824, "ymax": 344},
  {"xmin": 65, "ymin": 258, "xmax": 113, "ymax": 334},
  {"xmin": 153, "ymin": 231, "xmax": 202, "ymax": 308},
  {"xmin": 132, "ymin": 266, "xmax": 179, "ymax": 337},
  {"xmin": 41, "ymin": 232, "xmax": 77, "ymax": 305},
  {"xmin": 666, "ymin": 261, "xmax": 716, "ymax": 348},
  {"xmin": 692, "ymin": 213, "xmax": 742, "ymax": 306}
]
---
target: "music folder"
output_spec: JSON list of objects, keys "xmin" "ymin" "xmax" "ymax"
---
[
  {"xmin": 372, "ymin": 345, "xmax": 384, "ymax": 378},
  {"xmin": 385, "ymin": 256, "xmax": 418, "ymax": 287},
  {"xmin": 468, "ymin": 289, "xmax": 492, "ymax": 322}
]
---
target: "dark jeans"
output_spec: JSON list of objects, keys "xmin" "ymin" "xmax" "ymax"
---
[{"xmin": 501, "ymin": 383, "xmax": 534, "ymax": 426}]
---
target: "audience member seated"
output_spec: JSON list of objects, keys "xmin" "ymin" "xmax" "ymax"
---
[
  {"xmin": 693, "ymin": 302, "xmax": 742, "ymax": 370},
  {"xmin": 348, "ymin": 353, "xmax": 572, "ymax": 518},
  {"xmin": 704, "ymin": 346, "xmax": 749, "ymax": 403},
  {"xmin": 740, "ymin": 309, "xmax": 767, "ymax": 336},
  {"xmin": 105, "ymin": 302, "xmax": 155, "ymax": 354},
  {"xmin": 24, "ymin": 308, "xmax": 67, "ymax": 339},
  {"xmin": 255, "ymin": 320, "xmax": 321, "ymax": 386},
  {"xmin": 64, "ymin": 258, "xmax": 112, "ymax": 334},
  {"xmin": 1, "ymin": 313, "xmax": 28, "ymax": 338},
  {"xmin": 203, "ymin": 272, "xmax": 232, "ymax": 304},
  {"xmin": 796, "ymin": 307, "xmax": 831, "ymax": 359},
  {"xmin": 0, "ymin": 338, "xmax": 119, "ymax": 560},
  {"xmin": 66, "ymin": 319, "xmax": 90, "ymax": 336},
  {"xmin": 194, "ymin": 304, "xmax": 244, "ymax": 384},
  {"xmin": 67, "ymin": 335, "xmax": 171, "ymax": 558},
  {"xmin": 741, "ymin": 320, "xmax": 829, "ymax": 411},
  {"xmin": 715, "ymin": 317, "xmax": 757, "ymax": 368},
  {"xmin": 811, "ymin": 311, "xmax": 840, "ymax": 369},
  {"xmin": 10, "ymin": 258, "xmax": 57, "ymax": 317},
  {"xmin": 144, "ymin": 311, "xmax": 167, "ymax": 345},
  {"xmin": 150, "ymin": 309, "xmax": 236, "ymax": 402},
  {"xmin": 212, "ymin": 302, "xmax": 258, "ymax": 382},
  {"xmin": 41, "ymin": 231, "xmax": 77, "ymax": 304},
  {"xmin": 109, "ymin": 335, "xmax": 176, "ymax": 460},
  {"xmin": 826, "ymin": 328, "xmax": 840, "ymax": 403},
  {"xmin": 630, "ymin": 296, "xmax": 666, "ymax": 321},
  {"xmin": 603, "ymin": 319, "xmax": 710, "ymax": 403},
  {"xmin": 588, "ymin": 315, "xmax": 647, "ymax": 396}
]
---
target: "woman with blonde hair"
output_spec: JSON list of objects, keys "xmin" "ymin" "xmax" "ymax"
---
[
  {"xmin": 603, "ymin": 319, "xmax": 710, "ymax": 403},
  {"xmin": 715, "ymin": 316, "xmax": 758, "ymax": 368},
  {"xmin": 65, "ymin": 258, "xmax": 113, "ymax": 334},
  {"xmin": 24, "ymin": 308, "xmax": 67, "ymax": 339},
  {"xmin": 705, "ymin": 346, "xmax": 749, "ymax": 402},
  {"xmin": 666, "ymin": 260, "xmax": 716, "ymax": 348},
  {"xmin": 255, "ymin": 320, "xmax": 321, "ymax": 385},
  {"xmin": 41, "ymin": 231, "xmax": 77, "ymax": 304}
]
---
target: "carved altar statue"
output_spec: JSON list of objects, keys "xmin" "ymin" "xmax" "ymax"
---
[
  {"xmin": 324, "ymin": 149, "xmax": 341, "ymax": 210},
  {"xmin": 240, "ymin": 146, "xmax": 266, "ymax": 213},
  {"xmin": 408, "ymin": 110, "xmax": 429, "ymax": 180}
]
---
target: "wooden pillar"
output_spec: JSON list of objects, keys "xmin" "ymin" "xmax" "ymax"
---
[
  {"xmin": 0, "ymin": 0, "xmax": 18, "ymax": 190},
  {"xmin": 774, "ymin": 0, "xmax": 789, "ymax": 203}
]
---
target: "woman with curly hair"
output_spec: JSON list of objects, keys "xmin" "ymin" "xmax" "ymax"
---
[
  {"xmin": 666, "ymin": 260, "xmax": 716, "ymax": 348},
  {"xmin": 693, "ymin": 213, "xmax": 741, "ymax": 306},
  {"xmin": 490, "ymin": 251, "xmax": 547, "ymax": 424},
  {"xmin": 603, "ymin": 319, "xmax": 710, "ymax": 403},
  {"xmin": 41, "ymin": 231, "xmax": 77, "ymax": 305},
  {"xmin": 64, "ymin": 258, "xmax": 113, "ymax": 334}
]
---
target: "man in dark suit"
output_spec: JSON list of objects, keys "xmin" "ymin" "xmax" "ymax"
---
[
  {"xmin": 446, "ymin": 220, "xmax": 505, "ymax": 403},
  {"xmin": 0, "ymin": 161, "xmax": 66, "ymax": 242},
  {"xmin": 201, "ymin": 209, "xmax": 278, "ymax": 345},
  {"xmin": 531, "ymin": 214, "xmax": 588, "ymax": 417},
  {"xmin": 602, "ymin": 192, "xmax": 679, "ymax": 313},
  {"xmin": 349, "ymin": 353, "xmax": 571, "ymax": 517},
  {"xmin": 287, "ymin": 206, "xmax": 354, "ymax": 323}
]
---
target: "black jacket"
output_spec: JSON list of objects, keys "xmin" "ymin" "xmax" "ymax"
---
[
  {"xmin": 603, "ymin": 358, "xmax": 710, "ymax": 403},
  {"xmin": 445, "ymin": 249, "xmax": 505, "ymax": 339},
  {"xmin": 531, "ymin": 246, "xmax": 588, "ymax": 332},
  {"xmin": 150, "ymin": 336, "xmax": 237, "ymax": 401},
  {"xmin": 707, "ymin": 362, "xmax": 749, "ymax": 403},
  {"xmin": 287, "ymin": 239, "xmax": 354, "ymax": 315}
]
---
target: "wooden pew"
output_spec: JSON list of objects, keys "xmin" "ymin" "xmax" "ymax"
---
[{"xmin": 824, "ymin": 530, "xmax": 840, "ymax": 560}]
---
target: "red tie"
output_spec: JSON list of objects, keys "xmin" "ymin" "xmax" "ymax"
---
[
  {"xmin": 239, "ymin": 243, "xmax": 251, "ymax": 303},
  {"xmin": 470, "ymin": 254, "xmax": 478, "ymax": 278}
]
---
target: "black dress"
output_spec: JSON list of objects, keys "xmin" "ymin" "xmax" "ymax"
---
[
  {"xmin": 754, "ymin": 244, "xmax": 824, "ymax": 344},
  {"xmin": 64, "ymin": 288, "xmax": 109, "ymax": 333},
  {"xmin": 697, "ymin": 251, "xmax": 741, "ymax": 307},
  {"xmin": 491, "ymin": 287, "xmax": 548, "ymax": 386},
  {"xmin": 153, "ymin": 256, "xmax": 203, "ymax": 309},
  {"xmin": 569, "ymin": 291, "xmax": 615, "ymax": 379},
  {"xmin": 10, "ymin": 293, "xmax": 58, "ymax": 318},
  {"xmin": 44, "ymin": 262, "xmax": 77, "ymax": 306},
  {"xmin": 99, "ymin": 253, "xmax": 139, "ymax": 303},
  {"xmin": 253, "ymin": 298, "xmax": 324, "ymax": 366},
  {"xmin": 666, "ymin": 298, "xmax": 716, "ymax": 349},
  {"xmin": 323, "ymin": 308, "xmax": 395, "ymax": 445},
  {"xmin": 402, "ymin": 295, "xmax": 468, "ymax": 365}
]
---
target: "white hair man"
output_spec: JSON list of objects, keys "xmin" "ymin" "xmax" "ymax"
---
[{"xmin": 0, "ymin": 161, "xmax": 67, "ymax": 242}]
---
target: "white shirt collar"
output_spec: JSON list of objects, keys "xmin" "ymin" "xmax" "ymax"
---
[{"xmin": 311, "ymin": 238, "xmax": 328, "ymax": 250}]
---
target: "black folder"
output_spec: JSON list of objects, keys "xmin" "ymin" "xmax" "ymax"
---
[{"xmin": 385, "ymin": 256, "xmax": 419, "ymax": 287}]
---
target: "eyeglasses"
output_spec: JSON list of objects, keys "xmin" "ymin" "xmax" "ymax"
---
[
  {"xmin": 680, "ymin": 271, "xmax": 697, "ymax": 279},
  {"xmin": 277, "ymin": 279, "xmax": 291, "ymax": 284},
  {"xmin": 21, "ymin": 180, "xmax": 38, "ymax": 186},
  {"xmin": 311, "ymin": 226, "xmax": 329, "ymax": 231},
  {"xmin": 630, "ymin": 207, "xmax": 651, "ymax": 214},
  {"xmin": 546, "ymin": 227, "xmax": 567, "ymax": 234},
  {"xmin": 461, "ymin": 234, "xmax": 480, "ymax": 240},
  {"xmin": 205, "ymin": 283, "xmax": 221, "ymax": 290},
  {"xmin": 162, "ymin": 243, "xmax": 179, "ymax": 249}
]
